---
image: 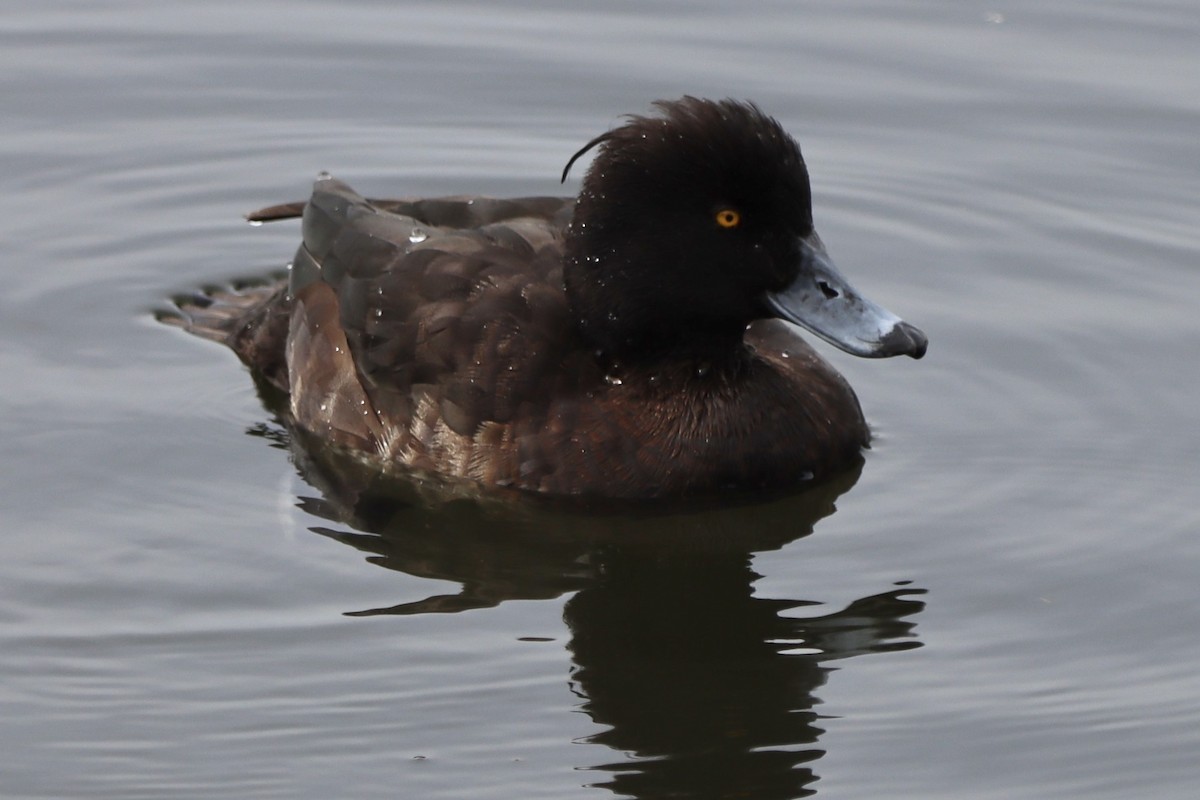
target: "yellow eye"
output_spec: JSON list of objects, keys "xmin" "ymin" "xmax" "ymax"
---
[{"xmin": 715, "ymin": 208, "xmax": 741, "ymax": 229}]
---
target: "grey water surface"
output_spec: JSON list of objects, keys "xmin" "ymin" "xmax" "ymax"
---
[{"xmin": 2, "ymin": 1, "xmax": 1198, "ymax": 798}]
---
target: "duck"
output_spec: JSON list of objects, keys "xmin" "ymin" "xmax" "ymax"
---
[{"xmin": 171, "ymin": 97, "xmax": 926, "ymax": 500}]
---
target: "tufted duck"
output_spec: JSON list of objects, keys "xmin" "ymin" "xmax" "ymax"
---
[{"xmin": 169, "ymin": 97, "xmax": 926, "ymax": 499}]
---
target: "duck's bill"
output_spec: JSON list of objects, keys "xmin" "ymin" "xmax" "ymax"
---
[{"xmin": 766, "ymin": 234, "xmax": 927, "ymax": 359}]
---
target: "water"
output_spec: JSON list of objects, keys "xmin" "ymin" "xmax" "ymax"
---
[{"xmin": 3, "ymin": 1, "xmax": 1199, "ymax": 798}]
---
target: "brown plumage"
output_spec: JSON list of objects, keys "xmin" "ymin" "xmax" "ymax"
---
[{"xmin": 167, "ymin": 98, "xmax": 925, "ymax": 500}]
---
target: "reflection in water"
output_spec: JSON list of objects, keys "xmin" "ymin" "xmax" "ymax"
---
[
  {"xmin": 263, "ymin": 419, "xmax": 927, "ymax": 798},
  {"xmin": 568, "ymin": 560, "xmax": 922, "ymax": 799}
]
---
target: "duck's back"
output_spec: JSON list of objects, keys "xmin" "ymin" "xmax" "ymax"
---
[
  {"xmin": 295, "ymin": 179, "xmax": 580, "ymax": 436},
  {"xmin": 179, "ymin": 180, "xmax": 603, "ymax": 485}
]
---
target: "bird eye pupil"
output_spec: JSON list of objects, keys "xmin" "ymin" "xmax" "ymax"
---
[{"xmin": 716, "ymin": 209, "xmax": 741, "ymax": 228}]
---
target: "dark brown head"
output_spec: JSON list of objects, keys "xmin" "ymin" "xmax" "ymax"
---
[{"xmin": 561, "ymin": 97, "xmax": 926, "ymax": 362}]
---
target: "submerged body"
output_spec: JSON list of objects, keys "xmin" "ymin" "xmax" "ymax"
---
[{"xmin": 171, "ymin": 98, "xmax": 926, "ymax": 500}]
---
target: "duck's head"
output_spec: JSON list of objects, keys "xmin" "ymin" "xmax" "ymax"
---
[{"xmin": 562, "ymin": 97, "xmax": 926, "ymax": 362}]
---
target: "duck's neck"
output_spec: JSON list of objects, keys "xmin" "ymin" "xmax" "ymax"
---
[
  {"xmin": 563, "ymin": 203, "xmax": 757, "ymax": 365},
  {"xmin": 592, "ymin": 337, "xmax": 754, "ymax": 394}
]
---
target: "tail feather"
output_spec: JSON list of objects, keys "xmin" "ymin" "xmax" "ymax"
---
[
  {"xmin": 162, "ymin": 283, "xmax": 277, "ymax": 340},
  {"xmin": 160, "ymin": 280, "xmax": 292, "ymax": 390}
]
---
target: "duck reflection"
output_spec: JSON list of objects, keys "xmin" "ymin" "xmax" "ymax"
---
[
  {"xmin": 258, "ymin": 419, "xmax": 926, "ymax": 798},
  {"xmin": 568, "ymin": 559, "xmax": 922, "ymax": 799}
]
